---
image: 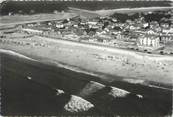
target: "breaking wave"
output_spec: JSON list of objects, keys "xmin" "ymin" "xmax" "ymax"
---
[
  {"xmin": 1, "ymin": 49, "xmax": 171, "ymax": 91},
  {"xmin": 0, "ymin": 49, "xmax": 37, "ymax": 61},
  {"xmin": 0, "ymin": 49, "xmax": 104, "ymax": 79}
]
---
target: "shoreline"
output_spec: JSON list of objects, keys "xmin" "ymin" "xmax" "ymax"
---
[
  {"xmin": 1, "ymin": 49, "xmax": 172, "ymax": 116},
  {"xmin": 0, "ymin": 48, "xmax": 172, "ymax": 91},
  {"xmin": 0, "ymin": 48, "xmax": 102, "ymax": 79},
  {"xmin": 0, "ymin": 34, "xmax": 173, "ymax": 87}
]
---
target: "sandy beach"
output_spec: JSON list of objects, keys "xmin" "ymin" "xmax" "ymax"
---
[{"xmin": 0, "ymin": 35, "xmax": 173, "ymax": 87}]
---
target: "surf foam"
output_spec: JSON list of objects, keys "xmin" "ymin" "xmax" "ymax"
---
[{"xmin": 0, "ymin": 49, "xmax": 37, "ymax": 61}]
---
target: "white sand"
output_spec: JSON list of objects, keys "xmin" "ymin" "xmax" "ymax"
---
[{"xmin": 0, "ymin": 35, "xmax": 173, "ymax": 85}]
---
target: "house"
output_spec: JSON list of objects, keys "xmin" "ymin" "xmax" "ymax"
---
[
  {"xmin": 96, "ymin": 37, "xmax": 110, "ymax": 44},
  {"xmin": 89, "ymin": 38, "xmax": 97, "ymax": 42},
  {"xmin": 160, "ymin": 23, "xmax": 170, "ymax": 29},
  {"xmin": 112, "ymin": 18, "xmax": 118, "ymax": 23},
  {"xmin": 129, "ymin": 25, "xmax": 136, "ymax": 30},
  {"xmin": 162, "ymin": 28, "xmax": 173, "ymax": 34},
  {"xmin": 146, "ymin": 29, "xmax": 156, "ymax": 35},
  {"xmin": 143, "ymin": 23, "xmax": 149, "ymax": 28},
  {"xmin": 160, "ymin": 23, "xmax": 173, "ymax": 43},
  {"xmin": 87, "ymin": 21, "xmax": 97, "ymax": 25},
  {"xmin": 96, "ymin": 33, "xmax": 111, "ymax": 40},
  {"xmin": 90, "ymin": 25, "xmax": 99, "ymax": 29},
  {"xmin": 115, "ymin": 33, "xmax": 125, "ymax": 40},
  {"xmin": 55, "ymin": 24, "xmax": 64, "ymax": 29},
  {"xmin": 111, "ymin": 31, "xmax": 121, "ymax": 36}
]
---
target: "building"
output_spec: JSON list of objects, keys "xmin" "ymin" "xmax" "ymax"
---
[
  {"xmin": 160, "ymin": 26, "xmax": 173, "ymax": 43},
  {"xmin": 160, "ymin": 33, "xmax": 173, "ymax": 44},
  {"xmin": 137, "ymin": 34, "xmax": 161, "ymax": 50},
  {"xmin": 162, "ymin": 28, "xmax": 173, "ymax": 34},
  {"xmin": 149, "ymin": 21, "xmax": 160, "ymax": 29}
]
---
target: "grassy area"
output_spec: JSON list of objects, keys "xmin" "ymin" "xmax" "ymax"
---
[
  {"xmin": 95, "ymin": 7, "xmax": 173, "ymax": 16},
  {"xmin": 0, "ymin": 12, "xmax": 77, "ymax": 26},
  {"xmin": 68, "ymin": 7, "xmax": 100, "ymax": 18}
]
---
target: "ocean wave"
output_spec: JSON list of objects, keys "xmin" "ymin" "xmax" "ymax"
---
[
  {"xmin": 0, "ymin": 49, "xmax": 105, "ymax": 79},
  {"xmin": 123, "ymin": 78, "xmax": 145, "ymax": 84},
  {"xmin": 0, "ymin": 49, "xmax": 37, "ymax": 61},
  {"xmin": 50, "ymin": 60, "xmax": 106, "ymax": 78},
  {"xmin": 0, "ymin": 49, "xmax": 171, "ymax": 91}
]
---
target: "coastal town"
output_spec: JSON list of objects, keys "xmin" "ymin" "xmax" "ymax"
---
[
  {"xmin": 1, "ymin": 8, "xmax": 173, "ymax": 55},
  {"xmin": 1, "ymin": 0, "xmax": 173, "ymax": 116}
]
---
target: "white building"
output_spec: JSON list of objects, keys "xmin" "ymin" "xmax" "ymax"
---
[
  {"xmin": 160, "ymin": 33, "xmax": 173, "ymax": 43},
  {"xmin": 137, "ymin": 34, "xmax": 161, "ymax": 50}
]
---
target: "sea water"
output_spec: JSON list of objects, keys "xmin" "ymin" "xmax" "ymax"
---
[{"xmin": 0, "ymin": 52, "xmax": 172, "ymax": 116}]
